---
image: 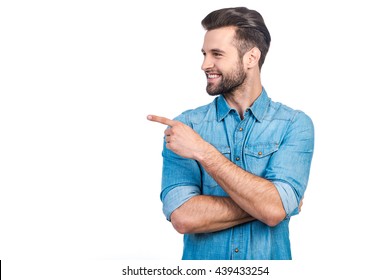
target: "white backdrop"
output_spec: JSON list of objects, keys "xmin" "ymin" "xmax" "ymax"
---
[{"xmin": 1, "ymin": 0, "xmax": 389, "ymax": 279}]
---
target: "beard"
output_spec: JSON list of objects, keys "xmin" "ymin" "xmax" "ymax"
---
[{"xmin": 206, "ymin": 61, "xmax": 247, "ymax": 96}]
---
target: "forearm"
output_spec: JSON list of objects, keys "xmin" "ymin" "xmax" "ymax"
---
[
  {"xmin": 170, "ymin": 195, "xmax": 254, "ymax": 234},
  {"xmin": 196, "ymin": 144, "xmax": 286, "ymax": 227}
]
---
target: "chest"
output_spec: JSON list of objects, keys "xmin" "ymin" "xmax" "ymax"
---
[{"xmin": 193, "ymin": 118, "xmax": 288, "ymax": 195}]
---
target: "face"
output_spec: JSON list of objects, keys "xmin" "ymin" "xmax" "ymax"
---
[{"xmin": 201, "ymin": 27, "xmax": 247, "ymax": 96}]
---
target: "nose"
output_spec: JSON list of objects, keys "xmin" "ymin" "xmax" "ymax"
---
[{"xmin": 201, "ymin": 55, "xmax": 214, "ymax": 71}]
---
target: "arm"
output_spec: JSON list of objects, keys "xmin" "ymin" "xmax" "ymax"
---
[
  {"xmin": 170, "ymin": 195, "xmax": 254, "ymax": 234},
  {"xmin": 194, "ymin": 113, "xmax": 314, "ymax": 225},
  {"xmin": 159, "ymin": 131, "xmax": 254, "ymax": 234},
  {"xmin": 195, "ymin": 145, "xmax": 285, "ymax": 227}
]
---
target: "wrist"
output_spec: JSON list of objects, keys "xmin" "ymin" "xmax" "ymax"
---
[{"xmin": 194, "ymin": 142, "xmax": 218, "ymax": 166}]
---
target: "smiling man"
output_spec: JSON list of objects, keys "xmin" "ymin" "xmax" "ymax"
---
[{"xmin": 148, "ymin": 7, "xmax": 314, "ymax": 260}]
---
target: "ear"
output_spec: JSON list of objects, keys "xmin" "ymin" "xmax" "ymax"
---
[{"xmin": 244, "ymin": 47, "xmax": 261, "ymax": 69}]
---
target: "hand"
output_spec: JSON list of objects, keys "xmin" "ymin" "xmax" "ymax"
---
[{"xmin": 147, "ymin": 114, "xmax": 210, "ymax": 160}]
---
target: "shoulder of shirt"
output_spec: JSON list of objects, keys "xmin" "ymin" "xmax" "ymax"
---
[
  {"xmin": 266, "ymin": 98, "xmax": 312, "ymax": 124},
  {"xmin": 172, "ymin": 98, "xmax": 217, "ymax": 126}
]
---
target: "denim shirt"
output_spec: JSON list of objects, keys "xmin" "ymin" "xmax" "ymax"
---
[{"xmin": 160, "ymin": 88, "xmax": 314, "ymax": 260}]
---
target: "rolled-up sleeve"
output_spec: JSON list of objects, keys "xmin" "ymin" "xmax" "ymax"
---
[
  {"xmin": 160, "ymin": 114, "xmax": 202, "ymax": 221},
  {"xmin": 162, "ymin": 185, "xmax": 201, "ymax": 221},
  {"xmin": 273, "ymin": 180, "xmax": 299, "ymax": 218},
  {"xmin": 265, "ymin": 111, "xmax": 314, "ymax": 218}
]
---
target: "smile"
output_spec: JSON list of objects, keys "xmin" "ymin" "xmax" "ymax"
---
[{"xmin": 206, "ymin": 73, "xmax": 221, "ymax": 79}]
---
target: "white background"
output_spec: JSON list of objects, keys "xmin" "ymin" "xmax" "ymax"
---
[{"xmin": 1, "ymin": 0, "xmax": 389, "ymax": 279}]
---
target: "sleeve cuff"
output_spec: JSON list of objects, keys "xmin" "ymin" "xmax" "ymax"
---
[
  {"xmin": 273, "ymin": 181, "xmax": 299, "ymax": 218},
  {"xmin": 162, "ymin": 185, "xmax": 200, "ymax": 221}
]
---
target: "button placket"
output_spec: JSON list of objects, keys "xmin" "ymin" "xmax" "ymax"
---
[{"xmin": 233, "ymin": 120, "xmax": 247, "ymax": 167}]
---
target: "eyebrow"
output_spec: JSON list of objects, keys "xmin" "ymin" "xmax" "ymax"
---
[{"xmin": 201, "ymin": 48, "xmax": 226, "ymax": 54}]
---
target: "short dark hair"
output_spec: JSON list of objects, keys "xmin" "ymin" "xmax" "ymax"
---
[{"xmin": 201, "ymin": 7, "xmax": 271, "ymax": 70}]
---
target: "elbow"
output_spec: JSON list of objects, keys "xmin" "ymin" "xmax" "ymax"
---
[
  {"xmin": 264, "ymin": 216, "xmax": 284, "ymax": 227},
  {"xmin": 260, "ymin": 186, "xmax": 288, "ymax": 227},
  {"xmin": 171, "ymin": 219, "xmax": 190, "ymax": 234},
  {"xmin": 170, "ymin": 210, "xmax": 194, "ymax": 234},
  {"xmin": 262, "ymin": 208, "xmax": 286, "ymax": 227}
]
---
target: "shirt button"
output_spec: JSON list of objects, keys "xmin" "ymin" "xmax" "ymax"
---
[
  {"xmin": 235, "ymin": 157, "xmax": 240, "ymax": 161},
  {"xmin": 258, "ymin": 151, "xmax": 262, "ymax": 156},
  {"xmin": 239, "ymin": 127, "xmax": 243, "ymax": 131},
  {"xmin": 235, "ymin": 248, "xmax": 239, "ymax": 253}
]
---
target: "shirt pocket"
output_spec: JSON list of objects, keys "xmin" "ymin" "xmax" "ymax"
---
[
  {"xmin": 201, "ymin": 146, "xmax": 230, "ymax": 196},
  {"xmin": 244, "ymin": 142, "xmax": 279, "ymax": 176}
]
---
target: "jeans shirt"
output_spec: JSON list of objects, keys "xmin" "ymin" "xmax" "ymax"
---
[{"xmin": 160, "ymin": 88, "xmax": 314, "ymax": 260}]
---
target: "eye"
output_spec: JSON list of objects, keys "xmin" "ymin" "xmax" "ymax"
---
[{"xmin": 213, "ymin": 52, "xmax": 223, "ymax": 57}]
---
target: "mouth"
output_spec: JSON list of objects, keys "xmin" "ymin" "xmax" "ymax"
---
[{"xmin": 206, "ymin": 72, "xmax": 222, "ymax": 80}]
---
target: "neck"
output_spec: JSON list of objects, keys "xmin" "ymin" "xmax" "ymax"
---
[{"xmin": 224, "ymin": 76, "xmax": 262, "ymax": 119}]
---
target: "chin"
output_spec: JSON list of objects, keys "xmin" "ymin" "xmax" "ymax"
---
[
  {"xmin": 207, "ymin": 91, "xmax": 221, "ymax": 96},
  {"xmin": 206, "ymin": 85, "xmax": 222, "ymax": 96}
]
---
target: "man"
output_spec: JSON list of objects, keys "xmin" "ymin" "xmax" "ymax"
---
[{"xmin": 147, "ymin": 7, "xmax": 314, "ymax": 260}]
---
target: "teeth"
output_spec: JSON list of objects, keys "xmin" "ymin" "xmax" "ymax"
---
[{"xmin": 208, "ymin": 74, "xmax": 220, "ymax": 78}]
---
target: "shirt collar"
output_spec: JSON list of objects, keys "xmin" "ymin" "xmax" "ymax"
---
[{"xmin": 216, "ymin": 87, "xmax": 270, "ymax": 122}]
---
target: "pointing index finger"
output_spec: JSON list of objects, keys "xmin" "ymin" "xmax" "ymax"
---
[{"xmin": 147, "ymin": 115, "xmax": 176, "ymax": 126}]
